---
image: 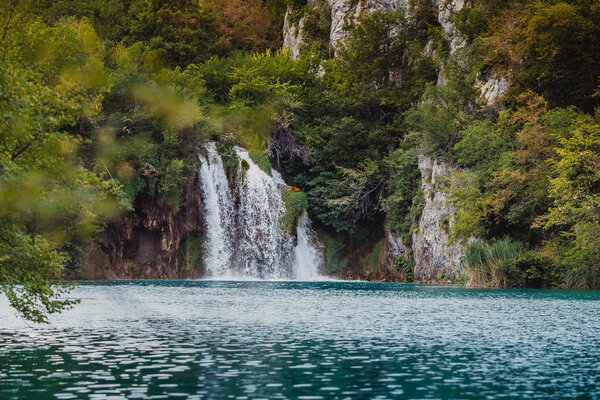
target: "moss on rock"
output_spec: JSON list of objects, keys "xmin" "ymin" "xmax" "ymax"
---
[{"xmin": 282, "ymin": 188, "xmax": 308, "ymax": 233}]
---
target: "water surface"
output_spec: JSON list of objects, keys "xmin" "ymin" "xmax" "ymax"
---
[{"xmin": 1, "ymin": 281, "xmax": 599, "ymax": 399}]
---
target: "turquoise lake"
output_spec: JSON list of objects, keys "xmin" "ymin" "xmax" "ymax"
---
[{"xmin": 1, "ymin": 281, "xmax": 599, "ymax": 399}]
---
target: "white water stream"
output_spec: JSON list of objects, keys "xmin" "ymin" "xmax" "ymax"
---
[{"xmin": 198, "ymin": 142, "xmax": 323, "ymax": 279}]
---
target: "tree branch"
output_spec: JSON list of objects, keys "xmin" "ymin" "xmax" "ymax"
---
[
  {"xmin": 1, "ymin": 0, "xmax": 19, "ymax": 42},
  {"xmin": 10, "ymin": 141, "xmax": 31, "ymax": 161}
]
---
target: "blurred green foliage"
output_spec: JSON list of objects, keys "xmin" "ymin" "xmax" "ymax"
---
[{"xmin": 0, "ymin": 18, "xmax": 118, "ymax": 322}]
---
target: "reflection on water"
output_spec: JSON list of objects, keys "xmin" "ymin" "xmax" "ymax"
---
[{"xmin": 1, "ymin": 281, "xmax": 599, "ymax": 399}]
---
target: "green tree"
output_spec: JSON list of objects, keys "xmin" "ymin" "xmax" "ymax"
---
[
  {"xmin": 538, "ymin": 114, "xmax": 600, "ymax": 288},
  {"xmin": 485, "ymin": 1, "xmax": 600, "ymax": 111},
  {"xmin": 127, "ymin": 0, "xmax": 219, "ymax": 67},
  {"xmin": 406, "ymin": 58, "xmax": 480, "ymax": 155},
  {"xmin": 381, "ymin": 146, "xmax": 423, "ymax": 242},
  {"xmin": 0, "ymin": 19, "xmax": 118, "ymax": 322}
]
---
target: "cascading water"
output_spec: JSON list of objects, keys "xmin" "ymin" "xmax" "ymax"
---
[
  {"xmin": 234, "ymin": 147, "xmax": 294, "ymax": 279},
  {"xmin": 197, "ymin": 143, "xmax": 235, "ymax": 277},
  {"xmin": 198, "ymin": 142, "xmax": 324, "ymax": 280},
  {"xmin": 293, "ymin": 212, "xmax": 322, "ymax": 280}
]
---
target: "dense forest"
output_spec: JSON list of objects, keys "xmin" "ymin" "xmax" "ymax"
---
[{"xmin": 1, "ymin": 0, "xmax": 600, "ymax": 322}]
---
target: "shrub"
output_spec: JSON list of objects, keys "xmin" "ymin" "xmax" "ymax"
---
[
  {"xmin": 364, "ymin": 240, "xmax": 384, "ymax": 276},
  {"xmin": 405, "ymin": 59, "xmax": 480, "ymax": 155},
  {"xmin": 513, "ymin": 251, "xmax": 558, "ymax": 288},
  {"xmin": 451, "ymin": 2, "xmax": 494, "ymax": 42},
  {"xmin": 301, "ymin": 0, "xmax": 332, "ymax": 54},
  {"xmin": 394, "ymin": 255, "xmax": 415, "ymax": 282},
  {"xmin": 538, "ymin": 114, "xmax": 600, "ymax": 288},
  {"xmin": 158, "ymin": 158, "xmax": 197, "ymax": 208},
  {"xmin": 381, "ymin": 147, "xmax": 423, "ymax": 243}
]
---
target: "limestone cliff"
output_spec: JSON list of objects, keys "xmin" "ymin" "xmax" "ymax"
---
[
  {"xmin": 284, "ymin": 0, "xmax": 469, "ymax": 57},
  {"xmin": 411, "ymin": 155, "xmax": 465, "ymax": 281},
  {"xmin": 283, "ymin": 0, "xmax": 508, "ymax": 104},
  {"xmin": 284, "ymin": 0, "xmax": 407, "ymax": 57},
  {"xmin": 380, "ymin": 156, "xmax": 465, "ymax": 283}
]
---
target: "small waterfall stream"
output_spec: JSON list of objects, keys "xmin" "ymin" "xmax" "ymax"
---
[
  {"xmin": 293, "ymin": 212, "xmax": 322, "ymax": 280},
  {"xmin": 198, "ymin": 143, "xmax": 235, "ymax": 277},
  {"xmin": 198, "ymin": 142, "xmax": 323, "ymax": 279}
]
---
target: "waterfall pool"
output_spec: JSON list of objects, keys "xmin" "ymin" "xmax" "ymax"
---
[{"xmin": 1, "ymin": 281, "xmax": 599, "ymax": 399}]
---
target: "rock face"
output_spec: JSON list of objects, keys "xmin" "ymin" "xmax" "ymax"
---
[
  {"xmin": 385, "ymin": 228, "xmax": 410, "ymax": 260},
  {"xmin": 75, "ymin": 176, "xmax": 205, "ymax": 279},
  {"xmin": 328, "ymin": 0, "xmax": 406, "ymax": 50},
  {"xmin": 379, "ymin": 228, "xmax": 411, "ymax": 280},
  {"xmin": 411, "ymin": 155, "xmax": 464, "ymax": 281},
  {"xmin": 478, "ymin": 74, "xmax": 510, "ymax": 105},
  {"xmin": 382, "ymin": 156, "xmax": 466, "ymax": 282},
  {"xmin": 284, "ymin": 0, "xmax": 407, "ymax": 58},
  {"xmin": 283, "ymin": 0, "xmax": 470, "ymax": 57},
  {"xmin": 436, "ymin": 0, "xmax": 465, "ymax": 53},
  {"xmin": 283, "ymin": 10, "xmax": 306, "ymax": 60}
]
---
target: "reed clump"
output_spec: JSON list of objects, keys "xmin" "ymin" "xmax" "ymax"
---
[{"xmin": 464, "ymin": 238, "xmax": 523, "ymax": 287}]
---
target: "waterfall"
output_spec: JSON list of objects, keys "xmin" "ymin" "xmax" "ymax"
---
[
  {"xmin": 197, "ymin": 142, "xmax": 324, "ymax": 280},
  {"xmin": 198, "ymin": 143, "xmax": 235, "ymax": 277},
  {"xmin": 234, "ymin": 147, "xmax": 294, "ymax": 279},
  {"xmin": 294, "ymin": 212, "xmax": 323, "ymax": 280}
]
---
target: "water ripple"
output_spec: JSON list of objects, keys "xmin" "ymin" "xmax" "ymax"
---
[{"xmin": 1, "ymin": 281, "xmax": 599, "ymax": 399}]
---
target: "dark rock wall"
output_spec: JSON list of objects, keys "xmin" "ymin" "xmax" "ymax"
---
[{"xmin": 74, "ymin": 175, "xmax": 205, "ymax": 279}]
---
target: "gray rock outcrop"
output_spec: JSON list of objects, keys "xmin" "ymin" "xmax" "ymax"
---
[
  {"xmin": 283, "ymin": 0, "xmax": 407, "ymax": 58},
  {"xmin": 283, "ymin": 9, "xmax": 306, "ymax": 59},
  {"xmin": 411, "ymin": 155, "xmax": 464, "ymax": 281}
]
